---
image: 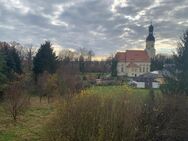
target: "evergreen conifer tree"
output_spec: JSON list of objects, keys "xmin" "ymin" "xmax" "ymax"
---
[
  {"xmin": 33, "ymin": 41, "xmax": 58, "ymax": 81},
  {"xmin": 0, "ymin": 42, "xmax": 22, "ymax": 79},
  {"xmin": 161, "ymin": 30, "xmax": 188, "ymax": 95},
  {"xmin": 111, "ymin": 58, "xmax": 117, "ymax": 77}
]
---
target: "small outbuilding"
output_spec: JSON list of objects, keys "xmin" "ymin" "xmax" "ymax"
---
[{"xmin": 133, "ymin": 71, "xmax": 164, "ymax": 88}]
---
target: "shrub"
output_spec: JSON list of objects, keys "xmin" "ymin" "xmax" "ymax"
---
[
  {"xmin": 56, "ymin": 64, "xmax": 82, "ymax": 96},
  {"xmin": 37, "ymin": 71, "xmax": 60, "ymax": 103},
  {"xmin": 43, "ymin": 93, "xmax": 143, "ymax": 141},
  {"xmin": 43, "ymin": 89, "xmax": 188, "ymax": 141},
  {"xmin": 4, "ymin": 80, "xmax": 30, "ymax": 121}
]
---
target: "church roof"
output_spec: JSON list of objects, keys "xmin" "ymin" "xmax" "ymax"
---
[
  {"xmin": 116, "ymin": 50, "xmax": 150, "ymax": 62},
  {"xmin": 115, "ymin": 52, "xmax": 126, "ymax": 61},
  {"xmin": 126, "ymin": 50, "xmax": 150, "ymax": 62}
]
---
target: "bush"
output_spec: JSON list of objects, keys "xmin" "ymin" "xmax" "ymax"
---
[
  {"xmin": 4, "ymin": 80, "xmax": 30, "ymax": 121},
  {"xmin": 43, "ymin": 90, "xmax": 188, "ymax": 141},
  {"xmin": 37, "ymin": 71, "xmax": 60, "ymax": 103},
  {"xmin": 43, "ymin": 92, "xmax": 143, "ymax": 141},
  {"xmin": 56, "ymin": 64, "xmax": 82, "ymax": 96}
]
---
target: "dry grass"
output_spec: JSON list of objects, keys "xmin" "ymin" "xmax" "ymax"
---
[
  {"xmin": 43, "ymin": 86, "xmax": 188, "ymax": 141},
  {"xmin": 43, "ymin": 86, "xmax": 150, "ymax": 141}
]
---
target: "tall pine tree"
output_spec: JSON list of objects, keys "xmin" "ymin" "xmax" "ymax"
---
[
  {"xmin": 33, "ymin": 41, "xmax": 58, "ymax": 81},
  {"xmin": 0, "ymin": 42, "xmax": 22, "ymax": 79}
]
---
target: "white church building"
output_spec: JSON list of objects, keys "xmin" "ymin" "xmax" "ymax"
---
[{"xmin": 115, "ymin": 23, "xmax": 156, "ymax": 77}]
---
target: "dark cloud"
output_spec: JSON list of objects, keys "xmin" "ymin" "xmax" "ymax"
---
[{"xmin": 0, "ymin": 0, "xmax": 187, "ymax": 56}]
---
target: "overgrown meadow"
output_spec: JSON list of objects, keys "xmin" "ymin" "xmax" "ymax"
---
[
  {"xmin": 43, "ymin": 86, "xmax": 188, "ymax": 141},
  {"xmin": 0, "ymin": 85, "xmax": 188, "ymax": 141}
]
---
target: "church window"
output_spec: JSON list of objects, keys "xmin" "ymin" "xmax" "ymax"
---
[
  {"xmin": 121, "ymin": 64, "xmax": 124, "ymax": 72},
  {"xmin": 146, "ymin": 67, "xmax": 149, "ymax": 72},
  {"xmin": 143, "ymin": 67, "xmax": 145, "ymax": 72}
]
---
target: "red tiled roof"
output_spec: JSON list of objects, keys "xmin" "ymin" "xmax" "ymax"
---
[
  {"xmin": 126, "ymin": 50, "xmax": 150, "ymax": 62},
  {"xmin": 115, "ymin": 52, "xmax": 126, "ymax": 61},
  {"xmin": 115, "ymin": 50, "xmax": 150, "ymax": 62}
]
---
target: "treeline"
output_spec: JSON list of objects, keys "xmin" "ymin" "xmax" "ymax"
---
[
  {"xmin": 161, "ymin": 30, "xmax": 188, "ymax": 95},
  {"xmin": 61, "ymin": 59, "xmax": 111, "ymax": 74},
  {"xmin": 0, "ymin": 40, "xmax": 113, "ymax": 101},
  {"xmin": 151, "ymin": 54, "xmax": 174, "ymax": 71},
  {"xmin": 0, "ymin": 41, "xmax": 112, "ymax": 94},
  {"xmin": 0, "ymin": 42, "xmax": 22, "ymax": 95},
  {"xmin": 0, "ymin": 41, "xmax": 113, "ymax": 121},
  {"xmin": 151, "ymin": 30, "xmax": 188, "ymax": 95}
]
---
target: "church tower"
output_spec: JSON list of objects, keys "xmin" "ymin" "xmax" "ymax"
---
[{"xmin": 145, "ymin": 23, "xmax": 156, "ymax": 58}]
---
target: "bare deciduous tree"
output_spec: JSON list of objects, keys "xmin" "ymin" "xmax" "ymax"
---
[
  {"xmin": 57, "ymin": 64, "xmax": 82, "ymax": 96},
  {"xmin": 78, "ymin": 47, "xmax": 95, "ymax": 61},
  {"xmin": 58, "ymin": 49, "xmax": 76, "ymax": 61},
  {"xmin": 5, "ymin": 81, "xmax": 30, "ymax": 122}
]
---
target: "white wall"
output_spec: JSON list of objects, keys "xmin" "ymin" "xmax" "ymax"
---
[
  {"xmin": 152, "ymin": 82, "xmax": 160, "ymax": 89},
  {"xmin": 145, "ymin": 41, "xmax": 156, "ymax": 58},
  {"xmin": 117, "ymin": 62, "xmax": 150, "ymax": 77},
  {"xmin": 117, "ymin": 62, "xmax": 126, "ymax": 76},
  {"xmin": 136, "ymin": 82, "xmax": 145, "ymax": 88}
]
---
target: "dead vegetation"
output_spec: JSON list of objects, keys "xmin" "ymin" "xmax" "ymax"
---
[{"xmin": 43, "ymin": 90, "xmax": 188, "ymax": 141}]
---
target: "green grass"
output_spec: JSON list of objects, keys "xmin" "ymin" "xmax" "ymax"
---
[
  {"xmin": 84, "ymin": 85, "xmax": 160, "ymax": 98},
  {"xmin": 0, "ymin": 132, "xmax": 16, "ymax": 141},
  {"xmin": 81, "ymin": 72, "xmax": 110, "ymax": 80}
]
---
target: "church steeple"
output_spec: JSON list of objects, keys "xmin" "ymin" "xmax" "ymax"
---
[
  {"xmin": 145, "ymin": 22, "xmax": 156, "ymax": 58},
  {"xmin": 149, "ymin": 24, "xmax": 153, "ymax": 34},
  {"xmin": 146, "ymin": 23, "xmax": 155, "ymax": 42}
]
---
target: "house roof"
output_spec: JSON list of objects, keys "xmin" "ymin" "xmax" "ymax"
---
[
  {"xmin": 137, "ymin": 71, "xmax": 164, "ymax": 79},
  {"xmin": 115, "ymin": 50, "xmax": 150, "ymax": 62}
]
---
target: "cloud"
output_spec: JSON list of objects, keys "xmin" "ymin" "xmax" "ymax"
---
[{"xmin": 0, "ymin": 0, "xmax": 187, "ymax": 56}]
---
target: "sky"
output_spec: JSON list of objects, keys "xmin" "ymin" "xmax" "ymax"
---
[{"xmin": 0, "ymin": 0, "xmax": 188, "ymax": 59}]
